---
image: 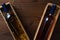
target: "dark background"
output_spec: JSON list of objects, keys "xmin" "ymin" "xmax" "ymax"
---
[{"xmin": 0, "ymin": 0, "xmax": 60, "ymax": 40}]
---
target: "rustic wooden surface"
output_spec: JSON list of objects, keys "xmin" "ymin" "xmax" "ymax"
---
[{"xmin": 0, "ymin": 0, "xmax": 60, "ymax": 40}]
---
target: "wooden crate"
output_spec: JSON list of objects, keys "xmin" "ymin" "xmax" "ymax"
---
[
  {"xmin": 34, "ymin": 3, "xmax": 60, "ymax": 40},
  {"xmin": 0, "ymin": 2, "xmax": 30, "ymax": 40}
]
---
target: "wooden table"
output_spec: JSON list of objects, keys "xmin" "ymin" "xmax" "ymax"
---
[{"xmin": 0, "ymin": 0, "xmax": 60, "ymax": 40}]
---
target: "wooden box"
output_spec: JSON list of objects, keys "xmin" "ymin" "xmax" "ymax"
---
[
  {"xmin": 34, "ymin": 3, "xmax": 60, "ymax": 40},
  {"xmin": 0, "ymin": 2, "xmax": 30, "ymax": 40}
]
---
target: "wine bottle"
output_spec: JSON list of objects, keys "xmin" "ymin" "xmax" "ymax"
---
[
  {"xmin": 36, "ymin": 4, "xmax": 56, "ymax": 40},
  {"xmin": 1, "ymin": 3, "xmax": 29, "ymax": 40}
]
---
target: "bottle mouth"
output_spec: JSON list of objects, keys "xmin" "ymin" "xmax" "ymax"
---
[
  {"xmin": 49, "ymin": 4, "xmax": 56, "ymax": 15},
  {"xmin": 2, "ymin": 3, "xmax": 8, "ymax": 12}
]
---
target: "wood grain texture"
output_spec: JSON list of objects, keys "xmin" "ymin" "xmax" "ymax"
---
[{"xmin": 0, "ymin": 0, "xmax": 60, "ymax": 40}]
